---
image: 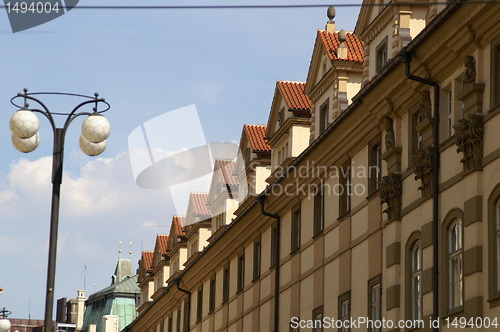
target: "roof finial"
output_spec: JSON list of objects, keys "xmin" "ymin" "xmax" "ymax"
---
[
  {"xmin": 118, "ymin": 241, "xmax": 122, "ymax": 258},
  {"xmin": 326, "ymin": 6, "xmax": 336, "ymax": 33},
  {"xmin": 337, "ymin": 29, "xmax": 348, "ymax": 59},
  {"xmin": 338, "ymin": 29, "xmax": 347, "ymax": 42},
  {"xmin": 327, "ymin": 6, "xmax": 336, "ymax": 21},
  {"xmin": 129, "ymin": 242, "xmax": 133, "ymax": 259}
]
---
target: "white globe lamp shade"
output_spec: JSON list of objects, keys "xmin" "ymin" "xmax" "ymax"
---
[
  {"xmin": 10, "ymin": 109, "xmax": 40, "ymax": 139},
  {"xmin": 0, "ymin": 319, "xmax": 11, "ymax": 332},
  {"xmin": 79, "ymin": 135, "xmax": 107, "ymax": 156},
  {"xmin": 12, "ymin": 132, "xmax": 40, "ymax": 153},
  {"xmin": 81, "ymin": 114, "xmax": 110, "ymax": 143}
]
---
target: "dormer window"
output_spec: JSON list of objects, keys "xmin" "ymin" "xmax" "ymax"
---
[
  {"xmin": 319, "ymin": 99, "xmax": 329, "ymax": 134},
  {"xmin": 376, "ymin": 37, "xmax": 388, "ymax": 72}
]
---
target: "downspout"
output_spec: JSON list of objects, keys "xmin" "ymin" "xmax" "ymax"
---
[
  {"xmin": 176, "ymin": 278, "xmax": 191, "ymax": 332},
  {"xmin": 401, "ymin": 47, "xmax": 440, "ymax": 330},
  {"xmin": 258, "ymin": 194, "xmax": 280, "ymax": 332}
]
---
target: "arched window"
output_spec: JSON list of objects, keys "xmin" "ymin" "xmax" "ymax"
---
[
  {"xmin": 411, "ymin": 243, "xmax": 422, "ymax": 320},
  {"xmin": 448, "ymin": 219, "xmax": 463, "ymax": 310}
]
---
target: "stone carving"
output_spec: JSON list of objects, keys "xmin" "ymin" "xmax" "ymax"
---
[
  {"xmin": 385, "ymin": 116, "xmax": 395, "ymax": 151},
  {"xmin": 417, "ymin": 90, "xmax": 433, "ymax": 123},
  {"xmin": 454, "ymin": 112, "xmax": 483, "ymax": 170},
  {"xmin": 414, "ymin": 146, "xmax": 433, "ymax": 197},
  {"xmin": 464, "ymin": 55, "xmax": 476, "ymax": 87},
  {"xmin": 379, "ymin": 172, "xmax": 402, "ymax": 220}
]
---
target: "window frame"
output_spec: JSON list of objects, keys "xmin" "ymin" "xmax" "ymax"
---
[
  {"xmin": 253, "ymin": 236, "xmax": 262, "ymax": 280},
  {"xmin": 237, "ymin": 252, "xmax": 245, "ymax": 292},
  {"xmin": 339, "ymin": 160, "xmax": 351, "ymax": 218},
  {"xmin": 368, "ymin": 276, "xmax": 382, "ymax": 332},
  {"xmin": 441, "ymin": 209, "xmax": 464, "ymax": 315},
  {"xmin": 368, "ymin": 138, "xmax": 381, "ymax": 195},
  {"xmin": 492, "ymin": 39, "xmax": 500, "ymax": 109},
  {"xmin": 270, "ymin": 222, "xmax": 277, "ymax": 268},
  {"xmin": 319, "ymin": 99, "xmax": 329, "ymax": 135},
  {"xmin": 314, "ymin": 183, "xmax": 325, "ymax": 235},
  {"xmin": 448, "ymin": 219, "xmax": 463, "ymax": 311},
  {"xmin": 375, "ymin": 36, "xmax": 388, "ymax": 72},
  {"xmin": 209, "ymin": 275, "xmax": 216, "ymax": 313},
  {"xmin": 291, "ymin": 203, "xmax": 302, "ymax": 252},
  {"xmin": 196, "ymin": 285, "xmax": 203, "ymax": 323},
  {"xmin": 312, "ymin": 306, "xmax": 324, "ymax": 332},
  {"xmin": 176, "ymin": 306, "xmax": 181, "ymax": 332},
  {"xmin": 183, "ymin": 299, "xmax": 189, "ymax": 332},
  {"xmin": 338, "ymin": 291, "xmax": 351, "ymax": 332},
  {"xmin": 222, "ymin": 264, "xmax": 230, "ymax": 303}
]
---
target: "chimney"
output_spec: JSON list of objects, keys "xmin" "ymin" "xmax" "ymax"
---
[
  {"xmin": 337, "ymin": 29, "xmax": 348, "ymax": 59},
  {"xmin": 326, "ymin": 6, "xmax": 336, "ymax": 33},
  {"xmin": 76, "ymin": 290, "xmax": 86, "ymax": 331}
]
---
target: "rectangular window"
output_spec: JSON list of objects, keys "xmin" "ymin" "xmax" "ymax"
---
[
  {"xmin": 493, "ymin": 42, "xmax": 500, "ymax": 107},
  {"xmin": 448, "ymin": 220, "xmax": 463, "ymax": 310},
  {"xmin": 278, "ymin": 107, "xmax": 285, "ymax": 126},
  {"xmin": 253, "ymin": 237, "xmax": 262, "ymax": 280},
  {"xmin": 183, "ymin": 300, "xmax": 189, "ymax": 332},
  {"xmin": 339, "ymin": 292, "xmax": 351, "ymax": 332},
  {"xmin": 312, "ymin": 306, "xmax": 323, "ymax": 332},
  {"xmin": 376, "ymin": 37, "xmax": 388, "ymax": 72},
  {"xmin": 368, "ymin": 140, "xmax": 381, "ymax": 194},
  {"xmin": 209, "ymin": 276, "xmax": 216, "ymax": 313},
  {"xmin": 447, "ymin": 89, "xmax": 453, "ymax": 138},
  {"xmin": 314, "ymin": 185, "xmax": 324, "ymax": 235},
  {"xmin": 176, "ymin": 307, "xmax": 181, "ymax": 332},
  {"xmin": 237, "ymin": 253, "xmax": 245, "ymax": 292},
  {"xmin": 368, "ymin": 278, "xmax": 381, "ymax": 332},
  {"xmin": 270, "ymin": 223, "xmax": 277, "ymax": 268},
  {"xmin": 196, "ymin": 286, "xmax": 203, "ymax": 323},
  {"xmin": 411, "ymin": 243, "xmax": 422, "ymax": 320},
  {"xmin": 410, "ymin": 111, "xmax": 423, "ymax": 164},
  {"xmin": 222, "ymin": 264, "xmax": 230, "ymax": 303},
  {"xmin": 319, "ymin": 100, "xmax": 329, "ymax": 134},
  {"xmin": 496, "ymin": 204, "xmax": 500, "ymax": 292},
  {"xmin": 291, "ymin": 204, "xmax": 301, "ymax": 252},
  {"xmin": 339, "ymin": 161, "xmax": 351, "ymax": 217}
]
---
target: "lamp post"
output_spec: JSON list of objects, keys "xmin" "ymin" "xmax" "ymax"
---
[
  {"xmin": 0, "ymin": 308, "xmax": 11, "ymax": 332},
  {"xmin": 9, "ymin": 89, "xmax": 111, "ymax": 332}
]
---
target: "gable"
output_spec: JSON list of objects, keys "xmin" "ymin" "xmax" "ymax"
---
[{"xmin": 355, "ymin": 0, "xmax": 378, "ymax": 36}]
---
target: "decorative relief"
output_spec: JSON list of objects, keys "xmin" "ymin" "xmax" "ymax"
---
[
  {"xmin": 454, "ymin": 112, "xmax": 483, "ymax": 171},
  {"xmin": 413, "ymin": 146, "xmax": 433, "ymax": 197},
  {"xmin": 417, "ymin": 90, "xmax": 433, "ymax": 123},
  {"xmin": 380, "ymin": 172, "xmax": 402, "ymax": 221},
  {"xmin": 464, "ymin": 55, "xmax": 476, "ymax": 87},
  {"xmin": 385, "ymin": 116, "xmax": 395, "ymax": 151}
]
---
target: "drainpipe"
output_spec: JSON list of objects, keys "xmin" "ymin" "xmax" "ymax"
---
[
  {"xmin": 401, "ymin": 47, "xmax": 440, "ymax": 331},
  {"xmin": 258, "ymin": 194, "xmax": 280, "ymax": 332},
  {"xmin": 176, "ymin": 278, "xmax": 191, "ymax": 332}
]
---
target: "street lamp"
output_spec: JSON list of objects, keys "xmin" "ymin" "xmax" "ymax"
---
[
  {"xmin": 9, "ymin": 89, "xmax": 111, "ymax": 332},
  {"xmin": 0, "ymin": 307, "xmax": 11, "ymax": 332}
]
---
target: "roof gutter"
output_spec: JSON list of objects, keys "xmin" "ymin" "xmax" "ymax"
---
[
  {"xmin": 401, "ymin": 47, "xmax": 440, "ymax": 331},
  {"xmin": 258, "ymin": 194, "xmax": 280, "ymax": 332},
  {"xmin": 176, "ymin": 278, "xmax": 191, "ymax": 332}
]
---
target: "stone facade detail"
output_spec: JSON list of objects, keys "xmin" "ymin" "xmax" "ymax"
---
[
  {"xmin": 380, "ymin": 172, "xmax": 402, "ymax": 221},
  {"xmin": 454, "ymin": 112, "xmax": 483, "ymax": 171},
  {"xmin": 414, "ymin": 146, "xmax": 433, "ymax": 197}
]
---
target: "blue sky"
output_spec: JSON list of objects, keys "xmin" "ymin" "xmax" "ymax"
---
[{"xmin": 0, "ymin": 0, "xmax": 360, "ymax": 320}]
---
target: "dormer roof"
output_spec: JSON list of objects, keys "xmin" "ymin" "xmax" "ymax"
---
[
  {"xmin": 243, "ymin": 124, "xmax": 271, "ymax": 152},
  {"xmin": 276, "ymin": 81, "xmax": 312, "ymax": 110},
  {"xmin": 318, "ymin": 30, "xmax": 364, "ymax": 63}
]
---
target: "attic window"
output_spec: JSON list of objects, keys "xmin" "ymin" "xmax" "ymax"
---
[{"xmin": 376, "ymin": 37, "xmax": 388, "ymax": 72}]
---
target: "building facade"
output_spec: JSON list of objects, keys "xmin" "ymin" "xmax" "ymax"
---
[{"xmin": 126, "ymin": 1, "xmax": 500, "ymax": 331}]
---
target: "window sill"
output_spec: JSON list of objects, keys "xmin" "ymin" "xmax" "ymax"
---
[
  {"xmin": 290, "ymin": 247, "xmax": 300, "ymax": 256},
  {"xmin": 487, "ymin": 293, "xmax": 500, "ymax": 308},
  {"xmin": 312, "ymin": 230, "xmax": 324, "ymax": 240},
  {"xmin": 366, "ymin": 190, "xmax": 379, "ymax": 201},
  {"xmin": 442, "ymin": 306, "xmax": 464, "ymax": 319},
  {"xmin": 337, "ymin": 212, "xmax": 350, "ymax": 222}
]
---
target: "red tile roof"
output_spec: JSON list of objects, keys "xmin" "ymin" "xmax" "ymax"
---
[
  {"xmin": 214, "ymin": 159, "xmax": 238, "ymax": 186},
  {"xmin": 141, "ymin": 251, "xmax": 154, "ymax": 271},
  {"xmin": 277, "ymin": 81, "xmax": 312, "ymax": 110},
  {"xmin": 190, "ymin": 193, "xmax": 211, "ymax": 217},
  {"xmin": 318, "ymin": 30, "xmax": 364, "ymax": 63},
  {"xmin": 244, "ymin": 124, "xmax": 271, "ymax": 152},
  {"xmin": 172, "ymin": 215, "xmax": 186, "ymax": 236},
  {"xmin": 156, "ymin": 234, "xmax": 169, "ymax": 255}
]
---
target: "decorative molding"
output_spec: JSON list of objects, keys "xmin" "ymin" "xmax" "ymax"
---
[
  {"xmin": 413, "ymin": 146, "xmax": 433, "ymax": 197},
  {"xmin": 454, "ymin": 112, "xmax": 483, "ymax": 171},
  {"xmin": 379, "ymin": 172, "xmax": 402, "ymax": 221},
  {"xmin": 384, "ymin": 116, "xmax": 396, "ymax": 151}
]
